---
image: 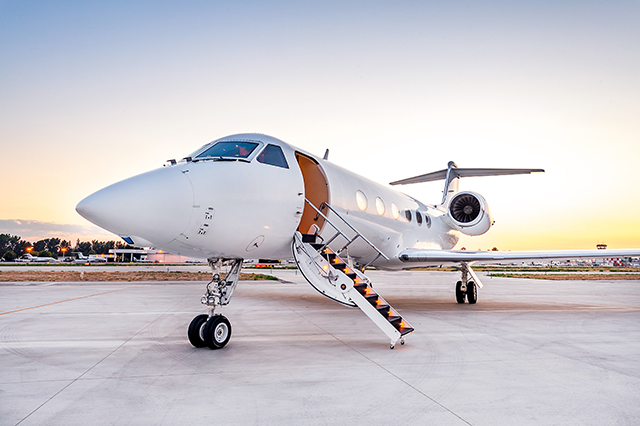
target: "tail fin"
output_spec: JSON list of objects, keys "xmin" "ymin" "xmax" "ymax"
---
[{"xmin": 389, "ymin": 162, "xmax": 544, "ymax": 204}]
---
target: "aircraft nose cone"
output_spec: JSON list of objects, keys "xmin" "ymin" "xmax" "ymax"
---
[{"xmin": 76, "ymin": 167, "xmax": 193, "ymax": 246}]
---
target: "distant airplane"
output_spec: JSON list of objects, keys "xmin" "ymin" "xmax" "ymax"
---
[
  {"xmin": 70, "ymin": 252, "xmax": 108, "ymax": 263},
  {"xmin": 133, "ymin": 257, "xmax": 155, "ymax": 263},
  {"xmin": 18, "ymin": 253, "xmax": 58, "ymax": 263},
  {"xmin": 76, "ymin": 134, "xmax": 640, "ymax": 349}
]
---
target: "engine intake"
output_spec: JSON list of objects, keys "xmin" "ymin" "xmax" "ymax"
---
[
  {"xmin": 446, "ymin": 191, "xmax": 493, "ymax": 236},
  {"xmin": 450, "ymin": 193, "xmax": 481, "ymax": 223}
]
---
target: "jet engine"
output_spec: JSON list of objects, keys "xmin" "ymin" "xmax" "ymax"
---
[{"xmin": 446, "ymin": 191, "xmax": 493, "ymax": 236}]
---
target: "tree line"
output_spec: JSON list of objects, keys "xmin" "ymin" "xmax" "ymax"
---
[{"xmin": 0, "ymin": 234, "xmax": 133, "ymax": 261}]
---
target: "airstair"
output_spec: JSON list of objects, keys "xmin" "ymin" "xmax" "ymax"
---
[{"xmin": 292, "ymin": 200, "xmax": 414, "ymax": 348}]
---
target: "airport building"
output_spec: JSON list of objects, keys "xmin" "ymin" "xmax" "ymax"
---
[{"xmin": 108, "ymin": 248, "xmax": 199, "ymax": 263}]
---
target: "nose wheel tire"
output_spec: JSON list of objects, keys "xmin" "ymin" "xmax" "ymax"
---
[
  {"xmin": 188, "ymin": 314, "xmax": 209, "ymax": 348},
  {"xmin": 203, "ymin": 315, "xmax": 232, "ymax": 349},
  {"xmin": 455, "ymin": 281, "xmax": 466, "ymax": 304}
]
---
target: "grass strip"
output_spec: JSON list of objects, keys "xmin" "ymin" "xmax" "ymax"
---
[
  {"xmin": 491, "ymin": 273, "xmax": 640, "ymax": 280},
  {"xmin": 0, "ymin": 271, "xmax": 278, "ymax": 282}
]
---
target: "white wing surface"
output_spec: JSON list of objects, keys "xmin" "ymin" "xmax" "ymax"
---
[{"xmin": 398, "ymin": 248, "xmax": 640, "ymax": 266}]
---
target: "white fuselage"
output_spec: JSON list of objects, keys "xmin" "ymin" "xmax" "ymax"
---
[{"xmin": 76, "ymin": 134, "xmax": 460, "ymax": 269}]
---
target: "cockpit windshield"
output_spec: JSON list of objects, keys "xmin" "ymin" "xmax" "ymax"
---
[{"xmin": 196, "ymin": 141, "xmax": 259, "ymax": 159}]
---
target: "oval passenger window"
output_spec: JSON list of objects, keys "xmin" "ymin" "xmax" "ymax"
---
[
  {"xmin": 375, "ymin": 197, "xmax": 385, "ymax": 215},
  {"xmin": 391, "ymin": 203, "xmax": 399, "ymax": 219},
  {"xmin": 356, "ymin": 191, "xmax": 368, "ymax": 211}
]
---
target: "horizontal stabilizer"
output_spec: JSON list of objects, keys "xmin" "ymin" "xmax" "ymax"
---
[{"xmin": 390, "ymin": 167, "xmax": 544, "ymax": 186}]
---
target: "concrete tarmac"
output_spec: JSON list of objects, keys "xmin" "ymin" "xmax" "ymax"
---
[{"xmin": 1, "ymin": 270, "xmax": 639, "ymax": 425}]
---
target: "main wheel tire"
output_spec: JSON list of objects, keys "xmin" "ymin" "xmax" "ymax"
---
[
  {"xmin": 204, "ymin": 315, "xmax": 232, "ymax": 349},
  {"xmin": 455, "ymin": 281, "xmax": 466, "ymax": 304},
  {"xmin": 188, "ymin": 314, "xmax": 209, "ymax": 348},
  {"xmin": 467, "ymin": 281, "xmax": 477, "ymax": 304}
]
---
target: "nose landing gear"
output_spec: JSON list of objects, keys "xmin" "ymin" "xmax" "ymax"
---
[
  {"xmin": 187, "ymin": 314, "xmax": 209, "ymax": 348},
  {"xmin": 188, "ymin": 258, "xmax": 242, "ymax": 350},
  {"xmin": 202, "ymin": 314, "xmax": 232, "ymax": 349}
]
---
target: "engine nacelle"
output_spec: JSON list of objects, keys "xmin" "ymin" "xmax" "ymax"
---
[{"xmin": 445, "ymin": 191, "xmax": 493, "ymax": 236}]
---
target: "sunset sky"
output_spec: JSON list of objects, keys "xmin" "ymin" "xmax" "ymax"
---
[{"xmin": 1, "ymin": 1, "xmax": 639, "ymax": 250}]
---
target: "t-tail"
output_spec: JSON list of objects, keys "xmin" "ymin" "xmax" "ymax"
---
[{"xmin": 390, "ymin": 162, "xmax": 544, "ymax": 236}]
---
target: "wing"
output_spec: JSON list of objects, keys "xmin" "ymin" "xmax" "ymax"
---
[{"xmin": 398, "ymin": 248, "xmax": 640, "ymax": 265}]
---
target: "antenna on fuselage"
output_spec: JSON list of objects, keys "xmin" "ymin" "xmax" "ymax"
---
[{"xmin": 323, "ymin": 149, "xmax": 329, "ymax": 161}]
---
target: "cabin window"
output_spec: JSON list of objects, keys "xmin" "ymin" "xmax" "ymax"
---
[
  {"xmin": 257, "ymin": 144, "xmax": 289, "ymax": 168},
  {"xmin": 416, "ymin": 211, "xmax": 423, "ymax": 225},
  {"xmin": 391, "ymin": 203, "xmax": 399, "ymax": 219},
  {"xmin": 356, "ymin": 191, "xmax": 368, "ymax": 211},
  {"xmin": 405, "ymin": 210, "xmax": 412, "ymax": 222},
  {"xmin": 196, "ymin": 141, "xmax": 259, "ymax": 159},
  {"xmin": 425, "ymin": 213, "xmax": 431, "ymax": 228},
  {"xmin": 375, "ymin": 197, "xmax": 385, "ymax": 215}
]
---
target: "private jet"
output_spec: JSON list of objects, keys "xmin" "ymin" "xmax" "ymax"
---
[
  {"xmin": 17, "ymin": 253, "xmax": 58, "ymax": 263},
  {"xmin": 71, "ymin": 252, "xmax": 108, "ymax": 263},
  {"xmin": 76, "ymin": 133, "xmax": 640, "ymax": 349}
]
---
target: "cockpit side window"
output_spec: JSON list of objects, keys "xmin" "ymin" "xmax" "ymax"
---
[
  {"xmin": 196, "ymin": 141, "xmax": 259, "ymax": 159},
  {"xmin": 257, "ymin": 144, "xmax": 289, "ymax": 169}
]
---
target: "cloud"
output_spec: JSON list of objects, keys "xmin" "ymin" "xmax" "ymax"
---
[{"xmin": 0, "ymin": 219, "xmax": 116, "ymax": 242}]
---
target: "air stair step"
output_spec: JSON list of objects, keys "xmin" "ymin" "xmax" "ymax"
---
[
  {"xmin": 365, "ymin": 294, "xmax": 379, "ymax": 305},
  {"xmin": 354, "ymin": 283, "xmax": 368, "ymax": 295},
  {"xmin": 321, "ymin": 252, "xmax": 336, "ymax": 261},
  {"xmin": 301, "ymin": 234, "xmax": 317, "ymax": 243},
  {"xmin": 399, "ymin": 326, "xmax": 415, "ymax": 336},
  {"xmin": 376, "ymin": 304, "xmax": 391, "ymax": 315},
  {"xmin": 328, "ymin": 256, "xmax": 340, "ymax": 265},
  {"xmin": 388, "ymin": 316, "xmax": 402, "ymax": 326}
]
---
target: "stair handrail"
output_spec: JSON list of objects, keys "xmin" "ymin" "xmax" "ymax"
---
[
  {"xmin": 321, "ymin": 202, "xmax": 390, "ymax": 261},
  {"xmin": 304, "ymin": 199, "xmax": 389, "ymax": 262},
  {"xmin": 303, "ymin": 199, "xmax": 351, "ymax": 244}
]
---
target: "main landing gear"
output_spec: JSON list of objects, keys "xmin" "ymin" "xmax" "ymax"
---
[
  {"xmin": 455, "ymin": 262, "xmax": 478, "ymax": 305},
  {"xmin": 188, "ymin": 258, "xmax": 242, "ymax": 350}
]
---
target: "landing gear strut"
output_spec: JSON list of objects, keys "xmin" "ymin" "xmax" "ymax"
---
[
  {"xmin": 188, "ymin": 258, "xmax": 242, "ymax": 349},
  {"xmin": 455, "ymin": 262, "xmax": 478, "ymax": 305}
]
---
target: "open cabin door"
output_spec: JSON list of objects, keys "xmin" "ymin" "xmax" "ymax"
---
[{"xmin": 295, "ymin": 152, "xmax": 329, "ymax": 235}]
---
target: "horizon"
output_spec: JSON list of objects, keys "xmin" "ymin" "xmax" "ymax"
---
[{"xmin": 1, "ymin": 1, "xmax": 639, "ymax": 251}]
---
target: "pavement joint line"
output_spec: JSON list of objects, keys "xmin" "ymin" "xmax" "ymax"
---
[
  {"xmin": 14, "ymin": 289, "xmax": 173, "ymax": 426},
  {"xmin": 344, "ymin": 341, "xmax": 474, "ymax": 426},
  {"xmin": 276, "ymin": 290, "xmax": 472, "ymax": 424},
  {"xmin": 0, "ymin": 285, "xmax": 146, "ymax": 316},
  {"xmin": 273, "ymin": 290, "xmax": 354, "ymax": 348},
  {"xmin": 144, "ymin": 291, "xmax": 197, "ymax": 385},
  {"xmin": 453, "ymin": 313, "xmax": 640, "ymax": 382}
]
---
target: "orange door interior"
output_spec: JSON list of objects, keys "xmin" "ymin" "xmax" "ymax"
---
[{"xmin": 296, "ymin": 152, "xmax": 329, "ymax": 234}]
